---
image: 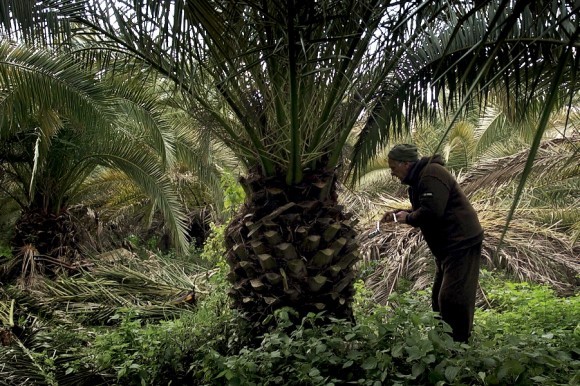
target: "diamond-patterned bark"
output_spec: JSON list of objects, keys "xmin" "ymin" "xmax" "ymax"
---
[
  {"xmin": 8, "ymin": 208, "xmax": 81, "ymax": 282},
  {"xmin": 225, "ymin": 171, "xmax": 359, "ymax": 327}
]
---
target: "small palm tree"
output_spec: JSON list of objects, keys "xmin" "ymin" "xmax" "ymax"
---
[{"xmin": 0, "ymin": 41, "xmax": 188, "ymax": 283}]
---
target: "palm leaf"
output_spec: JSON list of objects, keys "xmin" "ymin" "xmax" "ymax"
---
[
  {"xmin": 352, "ymin": 0, "xmax": 579, "ymax": 179},
  {"xmin": 4, "ymin": 253, "xmax": 213, "ymax": 326},
  {"xmin": 498, "ymin": 42, "xmax": 578, "ymax": 252},
  {"xmin": 0, "ymin": 40, "xmax": 192, "ymax": 250}
]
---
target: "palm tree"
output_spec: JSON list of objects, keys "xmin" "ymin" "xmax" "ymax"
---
[
  {"xmin": 70, "ymin": 89, "xmax": 239, "ymax": 252},
  {"xmin": 1, "ymin": 1, "xmax": 578, "ymax": 326},
  {"xmin": 0, "ymin": 41, "xmax": 190, "ymax": 284}
]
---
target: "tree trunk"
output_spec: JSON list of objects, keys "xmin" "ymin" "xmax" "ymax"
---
[
  {"xmin": 225, "ymin": 170, "xmax": 359, "ymax": 329},
  {"xmin": 5, "ymin": 208, "xmax": 81, "ymax": 285}
]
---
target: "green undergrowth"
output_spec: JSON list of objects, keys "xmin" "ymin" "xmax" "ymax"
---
[
  {"xmin": 1, "ymin": 264, "xmax": 578, "ymax": 386},
  {"xmin": 196, "ymin": 276, "xmax": 579, "ymax": 386}
]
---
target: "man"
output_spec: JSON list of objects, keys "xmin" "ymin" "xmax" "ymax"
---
[{"xmin": 381, "ymin": 143, "xmax": 484, "ymax": 342}]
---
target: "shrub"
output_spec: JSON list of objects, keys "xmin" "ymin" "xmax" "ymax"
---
[
  {"xmin": 84, "ymin": 268, "xmax": 242, "ymax": 385},
  {"xmin": 3, "ymin": 268, "xmax": 578, "ymax": 385},
  {"xmin": 195, "ymin": 277, "xmax": 579, "ymax": 385}
]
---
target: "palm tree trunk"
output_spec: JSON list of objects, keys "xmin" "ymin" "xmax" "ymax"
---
[
  {"xmin": 225, "ymin": 169, "xmax": 360, "ymax": 328},
  {"xmin": 8, "ymin": 208, "xmax": 81, "ymax": 285}
]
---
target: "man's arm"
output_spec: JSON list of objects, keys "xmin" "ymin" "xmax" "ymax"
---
[{"xmin": 405, "ymin": 175, "xmax": 450, "ymax": 226}]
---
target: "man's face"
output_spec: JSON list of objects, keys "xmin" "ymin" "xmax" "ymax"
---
[{"xmin": 388, "ymin": 158, "xmax": 410, "ymax": 181}]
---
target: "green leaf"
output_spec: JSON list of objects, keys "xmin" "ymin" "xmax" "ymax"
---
[
  {"xmin": 392, "ymin": 344, "xmax": 404, "ymax": 358},
  {"xmin": 422, "ymin": 354, "xmax": 436, "ymax": 364},
  {"xmin": 308, "ymin": 368, "xmax": 320, "ymax": 377},
  {"xmin": 362, "ymin": 357, "xmax": 378, "ymax": 370},
  {"xmin": 444, "ymin": 366, "xmax": 460, "ymax": 382},
  {"xmin": 405, "ymin": 345, "xmax": 424, "ymax": 362},
  {"xmin": 482, "ymin": 357, "xmax": 496, "ymax": 368},
  {"xmin": 315, "ymin": 343, "xmax": 327, "ymax": 354},
  {"xmin": 345, "ymin": 333, "xmax": 356, "ymax": 341},
  {"xmin": 412, "ymin": 362, "xmax": 425, "ymax": 378}
]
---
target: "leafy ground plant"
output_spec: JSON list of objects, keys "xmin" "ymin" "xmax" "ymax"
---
[
  {"xmin": 2, "ymin": 264, "xmax": 578, "ymax": 385},
  {"xmin": 196, "ymin": 278, "xmax": 579, "ymax": 385}
]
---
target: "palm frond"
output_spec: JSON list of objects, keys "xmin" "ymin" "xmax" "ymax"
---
[
  {"xmin": 4, "ymin": 253, "xmax": 214, "ymax": 326},
  {"xmin": 361, "ymin": 225, "xmax": 434, "ymax": 306},
  {"xmin": 0, "ymin": 314, "xmax": 63, "ymax": 386},
  {"xmin": 0, "ymin": 41, "xmax": 115, "ymax": 138},
  {"xmin": 0, "ymin": 299, "xmax": 15, "ymax": 327},
  {"xmin": 444, "ymin": 121, "xmax": 476, "ymax": 170},
  {"xmin": 461, "ymin": 135, "xmax": 580, "ymax": 195},
  {"xmin": 0, "ymin": 0, "xmax": 83, "ymax": 46},
  {"xmin": 498, "ymin": 40, "xmax": 578, "ymax": 253},
  {"xmin": 106, "ymin": 75, "xmax": 178, "ymax": 168},
  {"xmin": 0, "ymin": 40, "xmax": 192, "ymax": 250},
  {"xmin": 0, "ymin": 339, "xmax": 54, "ymax": 386},
  {"xmin": 479, "ymin": 208, "xmax": 579, "ymax": 293},
  {"xmin": 0, "ymin": 299, "xmax": 108, "ymax": 386},
  {"xmin": 352, "ymin": 0, "xmax": 579, "ymax": 179},
  {"xmin": 91, "ymin": 140, "xmax": 188, "ymax": 250},
  {"xmin": 362, "ymin": 204, "xmax": 579, "ymax": 304}
]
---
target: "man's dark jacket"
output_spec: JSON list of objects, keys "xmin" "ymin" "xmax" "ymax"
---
[{"xmin": 403, "ymin": 155, "xmax": 483, "ymax": 256}]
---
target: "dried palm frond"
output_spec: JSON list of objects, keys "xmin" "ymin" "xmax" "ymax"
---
[
  {"xmin": 360, "ymin": 203, "xmax": 579, "ymax": 304},
  {"xmin": 461, "ymin": 135, "xmax": 579, "ymax": 196},
  {"xmin": 4, "ymin": 253, "xmax": 216, "ymax": 326},
  {"xmin": 0, "ymin": 249, "xmax": 222, "ymax": 383},
  {"xmin": 0, "ymin": 299, "xmax": 15, "ymax": 328},
  {"xmin": 0, "ymin": 309, "xmax": 55, "ymax": 384},
  {"xmin": 0, "ymin": 338, "xmax": 55, "ymax": 386},
  {"xmin": 16, "ymin": 245, "xmax": 43, "ymax": 289},
  {"xmin": 479, "ymin": 208, "xmax": 580, "ymax": 295},
  {"xmin": 0, "ymin": 318, "xmax": 108, "ymax": 386},
  {"xmin": 360, "ymin": 224, "xmax": 433, "ymax": 306},
  {"xmin": 339, "ymin": 183, "xmax": 409, "ymax": 225},
  {"xmin": 0, "ymin": 298, "xmax": 16, "ymax": 349}
]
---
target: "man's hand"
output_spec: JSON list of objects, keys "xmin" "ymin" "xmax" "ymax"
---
[
  {"xmin": 394, "ymin": 211, "xmax": 408, "ymax": 223},
  {"xmin": 380, "ymin": 210, "xmax": 397, "ymax": 223},
  {"xmin": 381, "ymin": 210, "xmax": 409, "ymax": 224}
]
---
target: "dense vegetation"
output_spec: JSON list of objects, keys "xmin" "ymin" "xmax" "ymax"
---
[
  {"xmin": 1, "ymin": 232, "xmax": 578, "ymax": 385},
  {"xmin": 0, "ymin": 1, "xmax": 578, "ymax": 385}
]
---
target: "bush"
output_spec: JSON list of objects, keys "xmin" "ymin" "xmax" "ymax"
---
[
  {"xmin": 194, "ymin": 276, "xmax": 579, "ymax": 385},
  {"xmin": 83, "ymin": 262, "xmax": 243, "ymax": 385},
  {"xmin": 3, "ymin": 268, "xmax": 578, "ymax": 385},
  {"xmin": 200, "ymin": 300, "xmax": 454, "ymax": 385}
]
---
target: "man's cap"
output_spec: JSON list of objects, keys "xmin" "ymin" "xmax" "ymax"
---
[{"xmin": 388, "ymin": 143, "xmax": 419, "ymax": 162}]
